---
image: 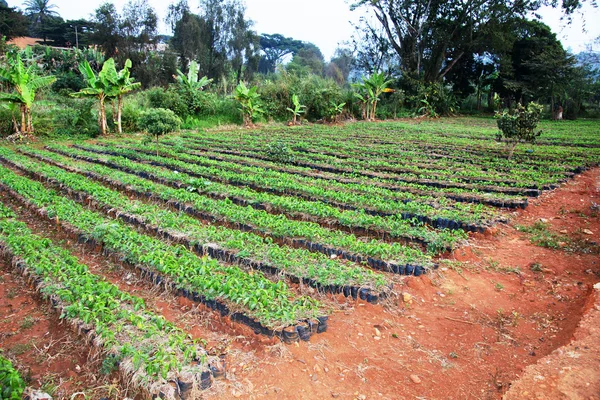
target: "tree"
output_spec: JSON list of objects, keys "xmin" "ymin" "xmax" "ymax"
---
[
  {"xmin": 0, "ymin": 51, "xmax": 56, "ymax": 135},
  {"xmin": 495, "ymin": 102, "xmax": 543, "ymax": 159},
  {"xmin": 23, "ymin": 0, "xmax": 60, "ymax": 44},
  {"xmin": 351, "ymin": 0, "xmax": 589, "ymax": 83},
  {"xmin": 108, "ymin": 59, "xmax": 141, "ymax": 134},
  {"xmin": 286, "ymin": 94, "xmax": 306, "ymax": 125},
  {"xmin": 258, "ymin": 33, "xmax": 304, "ymax": 73},
  {"xmin": 139, "ymin": 108, "xmax": 181, "ymax": 154},
  {"xmin": 0, "ymin": 3, "xmax": 28, "ymax": 41},
  {"xmin": 170, "ymin": 10, "xmax": 206, "ymax": 70},
  {"xmin": 287, "ymin": 43, "xmax": 325, "ymax": 76},
  {"xmin": 228, "ymin": 6, "xmax": 259, "ymax": 83},
  {"xmin": 234, "ymin": 81, "xmax": 263, "ymax": 127},
  {"xmin": 91, "ymin": 3, "xmax": 121, "ymax": 58},
  {"xmin": 174, "ymin": 60, "xmax": 212, "ymax": 114},
  {"xmin": 326, "ymin": 48, "xmax": 355, "ymax": 85},
  {"xmin": 120, "ymin": 0, "xmax": 158, "ymax": 58}
]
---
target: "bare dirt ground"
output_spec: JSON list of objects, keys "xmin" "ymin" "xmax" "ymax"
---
[
  {"xmin": 0, "ymin": 167, "xmax": 598, "ymax": 400},
  {"xmin": 206, "ymin": 168, "xmax": 600, "ymax": 399}
]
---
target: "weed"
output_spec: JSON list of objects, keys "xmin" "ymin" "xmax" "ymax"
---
[
  {"xmin": 40, "ymin": 374, "xmax": 59, "ymax": 396},
  {"xmin": 530, "ymin": 262, "xmax": 543, "ymax": 272},
  {"xmin": 517, "ymin": 222, "xmax": 565, "ymax": 249},
  {"xmin": 100, "ymin": 353, "xmax": 122, "ymax": 375},
  {"xmin": 9, "ymin": 343, "xmax": 32, "ymax": 356},
  {"xmin": 6, "ymin": 288, "xmax": 17, "ymax": 299},
  {"xmin": 495, "ymin": 283, "xmax": 504, "ymax": 291},
  {"xmin": 19, "ymin": 316, "xmax": 36, "ymax": 330}
]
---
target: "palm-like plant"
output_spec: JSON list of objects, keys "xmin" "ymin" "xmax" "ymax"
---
[
  {"xmin": 107, "ymin": 59, "xmax": 141, "ymax": 134},
  {"xmin": 363, "ymin": 72, "xmax": 394, "ymax": 121},
  {"xmin": 0, "ymin": 52, "xmax": 56, "ymax": 134},
  {"xmin": 286, "ymin": 94, "xmax": 306, "ymax": 125},
  {"xmin": 234, "ymin": 81, "xmax": 263, "ymax": 127},
  {"xmin": 174, "ymin": 61, "xmax": 212, "ymax": 92},
  {"xmin": 71, "ymin": 58, "xmax": 115, "ymax": 135},
  {"xmin": 24, "ymin": 0, "xmax": 59, "ymax": 44}
]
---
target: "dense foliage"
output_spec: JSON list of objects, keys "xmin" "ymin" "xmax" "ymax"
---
[{"xmin": 0, "ymin": 0, "xmax": 598, "ymax": 138}]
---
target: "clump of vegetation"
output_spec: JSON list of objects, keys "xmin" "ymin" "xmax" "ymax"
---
[
  {"xmin": 0, "ymin": 355, "xmax": 26, "ymax": 400},
  {"xmin": 517, "ymin": 221, "xmax": 564, "ymax": 249},
  {"xmin": 265, "ymin": 141, "xmax": 296, "ymax": 164},
  {"xmin": 234, "ymin": 81, "xmax": 263, "ymax": 127},
  {"xmin": 495, "ymin": 102, "xmax": 543, "ymax": 159},
  {"xmin": 138, "ymin": 108, "xmax": 181, "ymax": 154},
  {"xmin": 0, "ymin": 51, "xmax": 56, "ymax": 136},
  {"xmin": 286, "ymin": 94, "xmax": 306, "ymax": 125}
]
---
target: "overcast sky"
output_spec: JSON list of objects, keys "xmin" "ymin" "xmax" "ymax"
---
[{"xmin": 11, "ymin": 0, "xmax": 600, "ymax": 59}]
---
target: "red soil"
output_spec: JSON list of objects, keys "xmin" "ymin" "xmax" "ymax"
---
[
  {"xmin": 206, "ymin": 168, "xmax": 600, "ymax": 399},
  {"xmin": 0, "ymin": 166, "xmax": 598, "ymax": 399}
]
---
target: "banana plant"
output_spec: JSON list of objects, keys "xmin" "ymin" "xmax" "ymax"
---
[
  {"xmin": 286, "ymin": 94, "xmax": 306, "ymax": 125},
  {"xmin": 108, "ymin": 59, "xmax": 141, "ymax": 134},
  {"xmin": 353, "ymin": 72, "xmax": 393, "ymax": 121},
  {"xmin": 234, "ymin": 81, "xmax": 263, "ymax": 127},
  {"xmin": 71, "ymin": 58, "xmax": 119, "ymax": 136},
  {"xmin": 352, "ymin": 82, "xmax": 372, "ymax": 121},
  {"xmin": 174, "ymin": 61, "xmax": 212, "ymax": 92},
  {"xmin": 0, "ymin": 51, "xmax": 56, "ymax": 135},
  {"xmin": 71, "ymin": 58, "xmax": 134, "ymax": 135}
]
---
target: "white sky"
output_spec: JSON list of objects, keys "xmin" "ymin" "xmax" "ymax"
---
[{"xmin": 10, "ymin": 0, "xmax": 600, "ymax": 59}]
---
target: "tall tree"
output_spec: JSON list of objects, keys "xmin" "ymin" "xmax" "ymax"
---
[
  {"xmin": 170, "ymin": 10, "xmax": 206, "ymax": 70},
  {"xmin": 71, "ymin": 59, "xmax": 115, "ymax": 135},
  {"xmin": 287, "ymin": 43, "xmax": 325, "ymax": 76},
  {"xmin": 91, "ymin": 3, "xmax": 120, "ymax": 58},
  {"xmin": 258, "ymin": 33, "xmax": 304, "ymax": 73},
  {"xmin": 0, "ymin": 3, "xmax": 28, "ymax": 41},
  {"xmin": 326, "ymin": 48, "xmax": 355, "ymax": 84},
  {"xmin": 351, "ymin": 0, "xmax": 589, "ymax": 82},
  {"xmin": 23, "ymin": 0, "xmax": 60, "ymax": 43},
  {"xmin": 120, "ymin": 0, "xmax": 158, "ymax": 57},
  {"xmin": 107, "ymin": 59, "xmax": 141, "ymax": 134}
]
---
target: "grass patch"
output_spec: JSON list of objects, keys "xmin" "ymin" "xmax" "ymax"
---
[
  {"xmin": 516, "ymin": 221, "xmax": 565, "ymax": 249},
  {"xmin": 9, "ymin": 343, "xmax": 32, "ymax": 356},
  {"xmin": 517, "ymin": 222, "xmax": 599, "ymax": 254},
  {"xmin": 19, "ymin": 316, "xmax": 37, "ymax": 330}
]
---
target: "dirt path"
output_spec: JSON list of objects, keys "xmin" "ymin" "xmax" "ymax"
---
[{"xmin": 208, "ymin": 168, "xmax": 600, "ymax": 399}]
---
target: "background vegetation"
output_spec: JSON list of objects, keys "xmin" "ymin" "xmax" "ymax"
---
[{"xmin": 0, "ymin": 0, "xmax": 599, "ymax": 139}]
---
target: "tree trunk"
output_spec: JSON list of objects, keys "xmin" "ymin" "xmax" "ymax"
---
[
  {"xmin": 118, "ymin": 95, "xmax": 123, "ymax": 134},
  {"xmin": 100, "ymin": 96, "xmax": 107, "ymax": 135},
  {"xmin": 371, "ymin": 101, "xmax": 377, "ymax": 121},
  {"xmin": 26, "ymin": 107, "xmax": 33, "ymax": 133},
  {"xmin": 20, "ymin": 105, "xmax": 26, "ymax": 134},
  {"xmin": 507, "ymin": 143, "xmax": 517, "ymax": 160},
  {"xmin": 11, "ymin": 115, "xmax": 19, "ymax": 134}
]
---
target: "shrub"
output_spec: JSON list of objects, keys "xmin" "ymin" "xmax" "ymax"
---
[
  {"xmin": 146, "ymin": 87, "xmax": 189, "ymax": 118},
  {"xmin": 495, "ymin": 102, "xmax": 543, "ymax": 159},
  {"xmin": 51, "ymin": 98, "xmax": 97, "ymax": 137},
  {"xmin": 138, "ymin": 108, "xmax": 181, "ymax": 154},
  {"xmin": 265, "ymin": 141, "xmax": 295, "ymax": 164},
  {"xmin": 139, "ymin": 108, "xmax": 181, "ymax": 136}
]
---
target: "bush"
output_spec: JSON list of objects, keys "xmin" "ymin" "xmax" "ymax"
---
[
  {"xmin": 495, "ymin": 102, "xmax": 543, "ymax": 159},
  {"xmin": 146, "ymin": 87, "xmax": 189, "ymax": 118},
  {"xmin": 51, "ymin": 98, "xmax": 98, "ymax": 137},
  {"xmin": 138, "ymin": 108, "xmax": 181, "ymax": 136},
  {"xmin": 52, "ymin": 71, "xmax": 85, "ymax": 94},
  {"xmin": 257, "ymin": 72, "xmax": 343, "ymax": 121},
  {"xmin": 265, "ymin": 141, "xmax": 296, "ymax": 164}
]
